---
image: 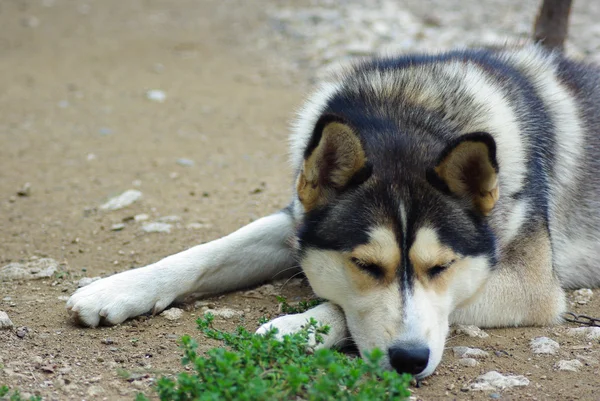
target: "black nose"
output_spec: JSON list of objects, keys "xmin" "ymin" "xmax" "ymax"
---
[{"xmin": 388, "ymin": 345, "xmax": 430, "ymax": 375}]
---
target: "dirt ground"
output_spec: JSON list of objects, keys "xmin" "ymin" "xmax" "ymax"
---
[{"xmin": 1, "ymin": 0, "xmax": 600, "ymax": 400}]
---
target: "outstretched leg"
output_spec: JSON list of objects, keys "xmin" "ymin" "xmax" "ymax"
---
[
  {"xmin": 67, "ymin": 210, "xmax": 298, "ymax": 327},
  {"xmin": 256, "ymin": 302, "xmax": 351, "ymax": 350}
]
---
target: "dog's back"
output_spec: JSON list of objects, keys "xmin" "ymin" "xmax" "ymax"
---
[{"xmin": 291, "ymin": 43, "xmax": 600, "ymax": 288}]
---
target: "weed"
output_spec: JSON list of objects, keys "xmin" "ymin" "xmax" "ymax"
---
[
  {"xmin": 276, "ymin": 296, "xmax": 323, "ymax": 314},
  {"xmin": 139, "ymin": 313, "xmax": 412, "ymax": 400},
  {"xmin": 0, "ymin": 386, "xmax": 41, "ymax": 401}
]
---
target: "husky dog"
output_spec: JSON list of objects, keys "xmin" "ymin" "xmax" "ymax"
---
[{"xmin": 67, "ymin": 43, "xmax": 600, "ymax": 378}]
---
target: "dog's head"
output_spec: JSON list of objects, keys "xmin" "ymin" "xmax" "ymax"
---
[{"xmin": 296, "ymin": 114, "xmax": 499, "ymax": 378}]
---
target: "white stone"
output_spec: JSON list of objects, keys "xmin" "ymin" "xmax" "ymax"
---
[
  {"xmin": 156, "ymin": 215, "xmax": 181, "ymax": 223},
  {"xmin": 530, "ymin": 337, "xmax": 559, "ymax": 355},
  {"xmin": 555, "ymin": 359, "xmax": 584, "ymax": 372},
  {"xmin": 0, "ymin": 258, "xmax": 58, "ymax": 281},
  {"xmin": 0, "ymin": 311, "xmax": 14, "ymax": 329},
  {"xmin": 160, "ymin": 308, "xmax": 183, "ymax": 321},
  {"xmin": 176, "ymin": 158, "xmax": 194, "ymax": 167},
  {"xmin": 203, "ymin": 308, "xmax": 244, "ymax": 319},
  {"xmin": 146, "ymin": 89, "xmax": 166, "ymax": 103},
  {"xmin": 572, "ymin": 288, "xmax": 593, "ymax": 305},
  {"xmin": 110, "ymin": 223, "xmax": 125, "ymax": 231},
  {"xmin": 453, "ymin": 324, "xmax": 489, "ymax": 338},
  {"xmin": 100, "ymin": 190, "xmax": 142, "ymax": 211},
  {"xmin": 187, "ymin": 222, "xmax": 212, "ymax": 230},
  {"xmin": 566, "ymin": 327, "xmax": 600, "ymax": 340},
  {"xmin": 468, "ymin": 371, "xmax": 529, "ymax": 391},
  {"xmin": 134, "ymin": 213, "xmax": 149, "ymax": 222},
  {"xmin": 78, "ymin": 277, "xmax": 101, "ymax": 288},
  {"xmin": 458, "ymin": 358, "xmax": 478, "ymax": 367},
  {"xmin": 452, "ymin": 346, "xmax": 489, "ymax": 359},
  {"xmin": 141, "ymin": 222, "xmax": 172, "ymax": 233}
]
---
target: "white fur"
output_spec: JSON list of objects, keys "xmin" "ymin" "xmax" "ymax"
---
[
  {"xmin": 66, "ymin": 212, "xmax": 297, "ymax": 327},
  {"xmin": 256, "ymin": 302, "xmax": 349, "ymax": 350}
]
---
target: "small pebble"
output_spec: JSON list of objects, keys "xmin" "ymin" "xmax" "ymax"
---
[
  {"xmin": 156, "ymin": 215, "xmax": 181, "ymax": 223},
  {"xmin": 187, "ymin": 222, "xmax": 212, "ymax": 230},
  {"xmin": 98, "ymin": 127, "xmax": 113, "ymax": 136},
  {"xmin": 16, "ymin": 326, "xmax": 30, "ymax": 338},
  {"xmin": 110, "ymin": 223, "xmax": 126, "ymax": 231},
  {"xmin": 78, "ymin": 277, "xmax": 101, "ymax": 288},
  {"xmin": 100, "ymin": 190, "xmax": 142, "ymax": 211},
  {"xmin": 176, "ymin": 158, "xmax": 195, "ymax": 167},
  {"xmin": 134, "ymin": 213, "xmax": 149, "ymax": 222},
  {"xmin": 458, "ymin": 358, "xmax": 478, "ymax": 367},
  {"xmin": 572, "ymin": 288, "xmax": 593, "ymax": 305},
  {"xmin": 467, "ymin": 371, "xmax": 529, "ymax": 391},
  {"xmin": 17, "ymin": 182, "xmax": 31, "ymax": 197},
  {"xmin": 203, "ymin": 307, "xmax": 244, "ymax": 319},
  {"xmin": 453, "ymin": 324, "xmax": 489, "ymax": 338},
  {"xmin": 0, "ymin": 311, "xmax": 14, "ymax": 329},
  {"xmin": 530, "ymin": 337, "xmax": 559, "ymax": 355},
  {"xmin": 566, "ymin": 327, "xmax": 600, "ymax": 340},
  {"xmin": 160, "ymin": 308, "xmax": 183, "ymax": 321},
  {"xmin": 146, "ymin": 89, "xmax": 166, "ymax": 103},
  {"xmin": 452, "ymin": 346, "xmax": 489, "ymax": 359},
  {"xmin": 141, "ymin": 222, "xmax": 172, "ymax": 233},
  {"xmin": 1, "ymin": 258, "xmax": 58, "ymax": 281},
  {"xmin": 555, "ymin": 359, "xmax": 584, "ymax": 372}
]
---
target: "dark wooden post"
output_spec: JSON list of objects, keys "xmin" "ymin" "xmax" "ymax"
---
[{"xmin": 533, "ymin": 0, "xmax": 573, "ymax": 51}]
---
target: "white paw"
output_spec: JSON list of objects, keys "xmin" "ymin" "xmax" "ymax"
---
[
  {"xmin": 256, "ymin": 313, "xmax": 323, "ymax": 349},
  {"xmin": 66, "ymin": 265, "xmax": 176, "ymax": 327}
]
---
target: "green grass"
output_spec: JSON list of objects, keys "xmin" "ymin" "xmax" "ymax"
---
[
  {"xmin": 139, "ymin": 310, "xmax": 412, "ymax": 401},
  {"xmin": 276, "ymin": 295, "xmax": 323, "ymax": 314}
]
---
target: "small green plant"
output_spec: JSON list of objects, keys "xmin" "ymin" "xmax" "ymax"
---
[
  {"xmin": 276, "ymin": 295, "xmax": 323, "ymax": 314},
  {"xmin": 0, "ymin": 386, "xmax": 42, "ymax": 401},
  {"xmin": 140, "ymin": 314, "xmax": 412, "ymax": 400}
]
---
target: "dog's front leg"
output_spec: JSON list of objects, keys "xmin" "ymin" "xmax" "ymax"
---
[
  {"xmin": 256, "ymin": 302, "xmax": 350, "ymax": 350},
  {"xmin": 67, "ymin": 210, "xmax": 298, "ymax": 327}
]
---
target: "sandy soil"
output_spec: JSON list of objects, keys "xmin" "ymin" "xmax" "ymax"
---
[{"xmin": 1, "ymin": 0, "xmax": 599, "ymax": 400}]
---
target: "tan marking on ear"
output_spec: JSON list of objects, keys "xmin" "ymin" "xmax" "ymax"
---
[
  {"xmin": 409, "ymin": 227, "xmax": 461, "ymax": 293},
  {"xmin": 297, "ymin": 121, "xmax": 367, "ymax": 212},
  {"xmin": 435, "ymin": 141, "xmax": 499, "ymax": 216}
]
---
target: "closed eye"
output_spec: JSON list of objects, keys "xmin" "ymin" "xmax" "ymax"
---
[
  {"xmin": 428, "ymin": 260, "xmax": 455, "ymax": 278},
  {"xmin": 350, "ymin": 257, "xmax": 385, "ymax": 279}
]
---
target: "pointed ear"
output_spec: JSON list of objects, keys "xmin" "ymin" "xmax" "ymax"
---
[
  {"xmin": 427, "ymin": 132, "xmax": 499, "ymax": 216},
  {"xmin": 297, "ymin": 114, "xmax": 371, "ymax": 212}
]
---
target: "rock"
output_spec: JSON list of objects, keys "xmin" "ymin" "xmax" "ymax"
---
[
  {"xmin": 572, "ymin": 288, "xmax": 593, "ymax": 305},
  {"xmin": 458, "ymin": 357, "xmax": 478, "ymax": 367},
  {"xmin": 146, "ymin": 89, "xmax": 166, "ymax": 103},
  {"xmin": 110, "ymin": 223, "xmax": 126, "ymax": 231},
  {"xmin": 160, "ymin": 308, "xmax": 183, "ymax": 321},
  {"xmin": 176, "ymin": 158, "xmax": 195, "ymax": 167},
  {"xmin": 576, "ymin": 354, "xmax": 599, "ymax": 366},
  {"xmin": 453, "ymin": 346, "xmax": 489, "ymax": 359},
  {"xmin": 156, "ymin": 215, "xmax": 181, "ymax": 223},
  {"xmin": 101, "ymin": 338, "xmax": 114, "ymax": 345},
  {"xmin": 467, "ymin": 371, "xmax": 529, "ymax": 391},
  {"xmin": 17, "ymin": 182, "xmax": 31, "ymax": 197},
  {"xmin": 87, "ymin": 385, "xmax": 105, "ymax": 397},
  {"xmin": 0, "ymin": 311, "xmax": 14, "ymax": 329},
  {"xmin": 0, "ymin": 258, "xmax": 59, "ymax": 281},
  {"xmin": 566, "ymin": 326, "xmax": 600, "ymax": 340},
  {"xmin": 98, "ymin": 127, "xmax": 113, "ymax": 136},
  {"xmin": 100, "ymin": 190, "xmax": 142, "ymax": 211},
  {"xmin": 203, "ymin": 307, "xmax": 244, "ymax": 319},
  {"xmin": 134, "ymin": 213, "xmax": 149, "ymax": 222},
  {"xmin": 78, "ymin": 277, "xmax": 101, "ymax": 288},
  {"xmin": 141, "ymin": 222, "xmax": 172, "ymax": 233},
  {"xmin": 16, "ymin": 326, "xmax": 30, "ymax": 338},
  {"xmin": 453, "ymin": 324, "xmax": 489, "ymax": 338},
  {"xmin": 530, "ymin": 337, "xmax": 560, "ymax": 355},
  {"xmin": 555, "ymin": 359, "xmax": 584, "ymax": 372},
  {"xmin": 187, "ymin": 222, "xmax": 213, "ymax": 230}
]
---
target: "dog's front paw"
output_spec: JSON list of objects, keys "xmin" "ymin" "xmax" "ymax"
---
[
  {"xmin": 66, "ymin": 266, "xmax": 175, "ymax": 327},
  {"xmin": 256, "ymin": 313, "xmax": 323, "ymax": 349}
]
